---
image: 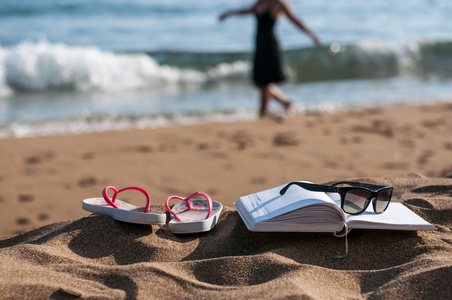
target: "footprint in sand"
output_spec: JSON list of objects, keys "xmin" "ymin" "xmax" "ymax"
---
[
  {"xmin": 273, "ymin": 132, "xmax": 298, "ymax": 146},
  {"xmin": 352, "ymin": 136, "xmax": 362, "ymax": 143},
  {"xmin": 25, "ymin": 156, "xmax": 41, "ymax": 164},
  {"xmin": 132, "ymin": 145, "xmax": 153, "ymax": 153},
  {"xmin": 197, "ymin": 143, "xmax": 209, "ymax": 150},
  {"xmin": 38, "ymin": 213, "xmax": 49, "ymax": 221},
  {"xmin": 81, "ymin": 152, "xmax": 96, "ymax": 159},
  {"xmin": 25, "ymin": 152, "xmax": 55, "ymax": 164},
  {"xmin": 79, "ymin": 177, "xmax": 97, "ymax": 188},
  {"xmin": 18, "ymin": 195, "xmax": 34, "ymax": 202},
  {"xmin": 351, "ymin": 120, "xmax": 394, "ymax": 138},
  {"xmin": 417, "ymin": 150, "xmax": 433, "ymax": 165},
  {"xmin": 231, "ymin": 131, "xmax": 254, "ymax": 150},
  {"xmin": 16, "ymin": 217, "xmax": 30, "ymax": 225},
  {"xmin": 422, "ymin": 118, "xmax": 445, "ymax": 129}
]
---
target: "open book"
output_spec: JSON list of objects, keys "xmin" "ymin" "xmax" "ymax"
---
[{"xmin": 234, "ymin": 182, "xmax": 436, "ymax": 233}]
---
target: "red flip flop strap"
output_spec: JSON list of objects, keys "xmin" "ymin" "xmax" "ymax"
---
[
  {"xmin": 185, "ymin": 192, "xmax": 212, "ymax": 219},
  {"xmin": 102, "ymin": 186, "xmax": 151, "ymax": 213},
  {"xmin": 165, "ymin": 195, "xmax": 185, "ymax": 222},
  {"xmin": 102, "ymin": 186, "xmax": 119, "ymax": 208}
]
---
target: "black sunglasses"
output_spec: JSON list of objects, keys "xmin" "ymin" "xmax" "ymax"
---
[{"xmin": 279, "ymin": 181, "xmax": 393, "ymax": 215}]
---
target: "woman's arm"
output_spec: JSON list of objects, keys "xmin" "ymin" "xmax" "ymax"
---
[
  {"xmin": 219, "ymin": 5, "xmax": 256, "ymax": 22},
  {"xmin": 280, "ymin": 1, "xmax": 322, "ymax": 47}
]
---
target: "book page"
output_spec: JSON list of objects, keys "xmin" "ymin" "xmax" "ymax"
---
[
  {"xmin": 236, "ymin": 183, "xmax": 342, "ymax": 226},
  {"xmin": 256, "ymin": 203, "xmax": 346, "ymax": 232},
  {"xmin": 345, "ymin": 202, "xmax": 436, "ymax": 230}
]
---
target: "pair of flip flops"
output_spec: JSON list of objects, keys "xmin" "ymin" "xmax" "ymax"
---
[{"xmin": 82, "ymin": 186, "xmax": 223, "ymax": 234}]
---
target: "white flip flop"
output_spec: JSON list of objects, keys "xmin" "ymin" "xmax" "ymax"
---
[
  {"xmin": 165, "ymin": 192, "xmax": 223, "ymax": 234},
  {"xmin": 82, "ymin": 186, "xmax": 166, "ymax": 225}
]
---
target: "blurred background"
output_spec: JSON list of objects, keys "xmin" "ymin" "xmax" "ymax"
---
[{"xmin": 1, "ymin": 0, "xmax": 452, "ymax": 138}]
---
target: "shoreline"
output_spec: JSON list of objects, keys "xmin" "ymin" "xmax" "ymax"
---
[
  {"xmin": 1, "ymin": 101, "xmax": 452, "ymax": 238},
  {"xmin": 2, "ymin": 96, "xmax": 451, "ymax": 140}
]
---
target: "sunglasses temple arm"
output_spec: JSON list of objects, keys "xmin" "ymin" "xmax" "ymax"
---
[
  {"xmin": 280, "ymin": 182, "xmax": 339, "ymax": 195},
  {"xmin": 332, "ymin": 181, "xmax": 391, "ymax": 190}
]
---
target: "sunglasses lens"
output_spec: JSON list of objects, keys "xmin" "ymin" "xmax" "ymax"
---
[
  {"xmin": 343, "ymin": 189, "xmax": 372, "ymax": 214},
  {"xmin": 375, "ymin": 189, "xmax": 392, "ymax": 213}
]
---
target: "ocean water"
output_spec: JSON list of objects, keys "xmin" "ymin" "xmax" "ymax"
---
[{"xmin": 1, "ymin": 0, "xmax": 452, "ymax": 138}]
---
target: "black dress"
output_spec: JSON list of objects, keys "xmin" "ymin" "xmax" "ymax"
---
[{"xmin": 253, "ymin": 10, "xmax": 285, "ymax": 86}]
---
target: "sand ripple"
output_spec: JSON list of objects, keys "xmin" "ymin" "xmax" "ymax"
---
[{"xmin": 0, "ymin": 174, "xmax": 451, "ymax": 299}]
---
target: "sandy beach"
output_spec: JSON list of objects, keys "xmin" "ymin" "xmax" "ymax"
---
[
  {"xmin": 1, "ymin": 102, "xmax": 452, "ymax": 238},
  {"xmin": 0, "ymin": 102, "xmax": 452, "ymax": 298}
]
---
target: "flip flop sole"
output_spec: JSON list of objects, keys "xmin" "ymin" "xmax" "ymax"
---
[{"xmin": 83, "ymin": 198, "xmax": 166, "ymax": 225}]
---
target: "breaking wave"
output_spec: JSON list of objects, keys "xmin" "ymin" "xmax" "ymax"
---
[{"xmin": 1, "ymin": 39, "xmax": 452, "ymax": 98}]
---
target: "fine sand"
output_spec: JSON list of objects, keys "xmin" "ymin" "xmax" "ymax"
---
[{"xmin": 0, "ymin": 102, "xmax": 452, "ymax": 298}]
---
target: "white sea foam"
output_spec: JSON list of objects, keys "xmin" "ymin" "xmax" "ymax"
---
[
  {"xmin": 0, "ymin": 39, "xmax": 446, "ymax": 99},
  {"xmin": 0, "ymin": 110, "xmax": 257, "ymax": 139},
  {"xmin": 1, "ymin": 41, "xmax": 206, "ymax": 93},
  {"xmin": 0, "ymin": 41, "xmax": 254, "ymax": 98},
  {"xmin": 355, "ymin": 40, "xmax": 422, "ymax": 72},
  {"xmin": 0, "ymin": 48, "xmax": 13, "ymax": 98}
]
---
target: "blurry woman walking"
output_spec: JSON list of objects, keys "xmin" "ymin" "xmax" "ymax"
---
[{"xmin": 219, "ymin": 0, "xmax": 322, "ymax": 117}]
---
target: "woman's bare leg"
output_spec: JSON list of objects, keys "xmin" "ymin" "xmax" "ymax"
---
[
  {"xmin": 267, "ymin": 84, "xmax": 293, "ymax": 115},
  {"xmin": 258, "ymin": 85, "xmax": 270, "ymax": 117}
]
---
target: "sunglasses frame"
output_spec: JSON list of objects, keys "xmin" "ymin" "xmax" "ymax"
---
[{"xmin": 279, "ymin": 181, "xmax": 393, "ymax": 215}]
